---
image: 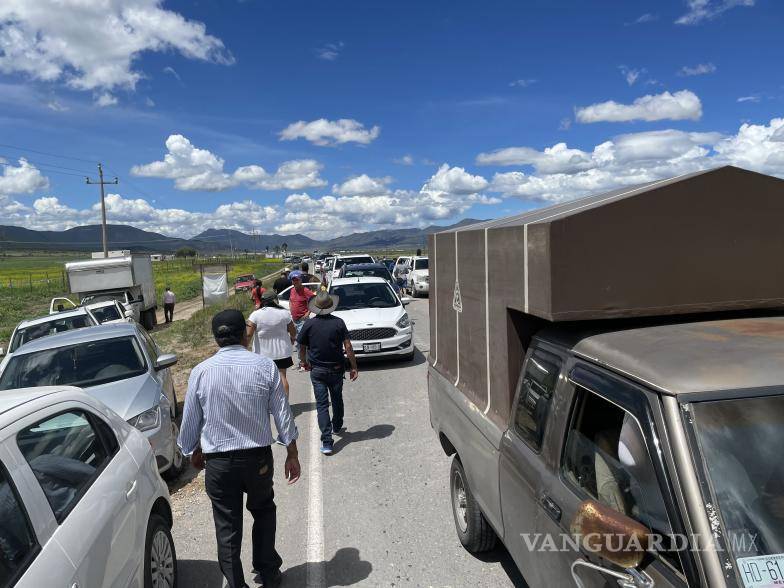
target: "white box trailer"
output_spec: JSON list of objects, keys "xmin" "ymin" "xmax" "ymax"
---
[{"xmin": 66, "ymin": 255, "xmax": 157, "ymax": 329}]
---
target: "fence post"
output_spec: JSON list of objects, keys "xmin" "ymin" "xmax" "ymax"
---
[{"xmin": 29, "ymin": 273, "xmax": 32, "ymax": 291}]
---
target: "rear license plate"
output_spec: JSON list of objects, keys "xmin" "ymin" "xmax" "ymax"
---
[
  {"xmin": 738, "ymin": 554, "xmax": 784, "ymax": 588},
  {"xmin": 363, "ymin": 343, "xmax": 382, "ymax": 353}
]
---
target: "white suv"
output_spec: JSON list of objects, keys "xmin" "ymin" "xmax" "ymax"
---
[
  {"xmin": 0, "ymin": 386, "xmax": 176, "ymax": 587},
  {"xmin": 407, "ymin": 256, "xmax": 429, "ymax": 297},
  {"xmin": 329, "ymin": 254, "xmax": 375, "ymax": 284}
]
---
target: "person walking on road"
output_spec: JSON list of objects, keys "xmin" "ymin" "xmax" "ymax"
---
[
  {"xmin": 178, "ymin": 309, "xmax": 301, "ymax": 588},
  {"xmin": 272, "ymin": 268, "xmax": 291, "ymax": 294},
  {"xmin": 163, "ymin": 286, "xmax": 176, "ymax": 323},
  {"xmin": 247, "ymin": 290, "xmax": 297, "ymax": 398},
  {"xmin": 299, "ymin": 261, "xmax": 320, "ymax": 284},
  {"xmin": 297, "ymin": 290, "xmax": 358, "ymax": 455},
  {"xmin": 251, "ymin": 279, "xmax": 266, "ymax": 309},
  {"xmin": 288, "ymin": 270, "xmax": 314, "ymax": 357}
]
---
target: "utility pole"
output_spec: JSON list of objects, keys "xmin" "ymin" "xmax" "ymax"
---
[{"xmin": 86, "ymin": 163, "xmax": 118, "ymax": 258}]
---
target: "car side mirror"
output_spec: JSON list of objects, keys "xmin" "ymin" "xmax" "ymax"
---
[
  {"xmin": 570, "ymin": 500, "xmax": 654, "ymax": 588},
  {"xmin": 154, "ymin": 353, "xmax": 178, "ymax": 371},
  {"xmin": 401, "ymin": 297, "xmax": 413, "ymax": 305}
]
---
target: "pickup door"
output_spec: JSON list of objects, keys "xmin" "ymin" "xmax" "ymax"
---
[
  {"xmin": 535, "ymin": 363, "xmax": 691, "ymax": 588},
  {"xmin": 498, "ymin": 344, "xmax": 567, "ymax": 588}
]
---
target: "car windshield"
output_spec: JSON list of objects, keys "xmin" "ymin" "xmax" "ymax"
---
[
  {"xmin": 331, "ymin": 282, "xmax": 399, "ymax": 310},
  {"xmin": 335, "ymin": 256, "xmax": 373, "ymax": 269},
  {"xmin": 344, "ymin": 267, "xmax": 392, "ymax": 281},
  {"xmin": 10, "ymin": 315, "xmax": 93, "ymax": 352},
  {"xmin": 689, "ymin": 394, "xmax": 784, "ymax": 570},
  {"xmin": 236, "ymin": 274, "xmax": 253, "ymax": 282},
  {"xmin": 0, "ymin": 336, "xmax": 147, "ymax": 390},
  {"xmin": 414, "ymin": 259, "xmax": 429, "ymax": 270},
  {"xmin": 90, "ymin": 304, "xmax": 122, "ymax": 323}
]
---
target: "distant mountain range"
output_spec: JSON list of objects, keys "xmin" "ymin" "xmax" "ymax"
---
[{"xmin": 0, "ymin": 219, "xmax": 484, "ymax": 253}]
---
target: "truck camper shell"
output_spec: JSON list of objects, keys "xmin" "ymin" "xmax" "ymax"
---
[{"xmin": 428, "ymin": 165, "xmax": 784, "ymax": 427}]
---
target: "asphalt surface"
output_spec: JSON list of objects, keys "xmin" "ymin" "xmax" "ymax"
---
[{"xmin": 171, "ymin": 297, "xmax": 528, "ymax": 588}]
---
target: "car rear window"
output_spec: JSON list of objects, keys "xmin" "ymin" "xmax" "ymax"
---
[
  {"xmin": 335, "ymin": 256, "xmax": 374, "ymax": 269},
  {"xmin": 10, "ymin": 315, "xmax": 93, "ymax": 352},
  {"xmin": 414, "ymin": 259, "xmax": 429, "ymax": 270}
]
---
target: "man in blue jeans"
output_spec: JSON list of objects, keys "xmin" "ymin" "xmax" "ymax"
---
[{"xmin": 297, "ymin": 290, "xmax": 358, "ymax": 455}]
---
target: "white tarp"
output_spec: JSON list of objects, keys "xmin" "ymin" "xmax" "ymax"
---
[{"xmin": 203, "ymin": 272, "xmax": 228, "ymax": 306}]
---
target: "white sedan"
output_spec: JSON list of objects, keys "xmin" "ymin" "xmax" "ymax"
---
[
  {"xmin": 0, "ymin": 386, "xmax": 176, "ymax": 587},
  {"xmin": 329, "ymin": 276, "xmax": 414, "ymax": 361}
]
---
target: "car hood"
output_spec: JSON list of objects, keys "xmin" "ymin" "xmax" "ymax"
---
[
  {"xmin": 85, "ymin": 373, "xmax": 161, "ymax": 420},
  {"xmin": 333, "ymin": 305, "xmax": 404, "ymax": 328}
]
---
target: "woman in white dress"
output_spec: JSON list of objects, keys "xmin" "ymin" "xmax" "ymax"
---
[{"xmin": 246, "ymin": 290, "xmax": 297, "ymax": 397}]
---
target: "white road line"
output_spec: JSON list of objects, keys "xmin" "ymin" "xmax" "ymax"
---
[{"xmin": 306, "ymin": 396, "xmax": 326, "ymax": 588}]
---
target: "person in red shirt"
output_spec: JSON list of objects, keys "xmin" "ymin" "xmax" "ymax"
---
[
  {"xmin": 250, "ymin": 279, "xmax": 266, "ymax": 309},
  {"xmin": 288, "ymin": 271, "xmax": 315, "ymax": 361}
]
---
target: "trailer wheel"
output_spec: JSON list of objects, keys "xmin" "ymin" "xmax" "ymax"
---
[{"xmin": 450, "ymin": 456, "xmax": 497, "ymax": 553}]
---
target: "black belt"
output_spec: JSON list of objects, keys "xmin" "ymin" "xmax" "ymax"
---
[{"xmin": 204, "ymin": 446, "xmax": 269, "ymax": 459}]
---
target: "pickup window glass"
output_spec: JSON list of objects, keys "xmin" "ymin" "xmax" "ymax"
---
[
  {"xmin": 513, "ymin": 348, "xmax": 561, "ymax": 450},
  {"xmin": 0, "ymin": 463, "xmax": 38, "ymax": 586},
  {"xmin": 563, "ymin": 387, "xmax": 673, "ymax": 537},
  {"xmin": 16, "ymin": 410, "xmax": 112, "ymax": 522}
]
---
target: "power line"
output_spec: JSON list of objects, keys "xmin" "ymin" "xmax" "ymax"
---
[
  {"xmin": 0, "ymin": 142, "xmax": 97, "ymax": 164},
  {"xmin": 0, "ymin": 154, "xmax": 93, "ymax": 175}
]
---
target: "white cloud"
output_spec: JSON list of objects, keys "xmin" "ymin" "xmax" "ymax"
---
[
  {"xmin": 0, "ymin": 158, "xmax": 49, "ymax": 195},
  {"xmin": 575, "ymin": 90, "xmax": 702, "ymax": 123},
  {"xmin": 619, "ymin": 66, "xmax": 645, "ymax": 86},
  {"xmin": 333, "ymin": 174, "xmax": 392, "ymax": 197},
  {"xmin": 394, "ymin": 154, "xmax": 414, "ymax": 165},
  {"xmin": 423, "ymin": 164, "xmax": 489, "ymax": 194},
  {"xmin": 559, "ymin": 118, "xmax": 572, "ymax": 131},
  {"xmin": 509, "ymin": 79, "xmax": 537, "ymax": 88},
  {"xmin": 676, "ymin": 0, "xmax": 755, "ymax": 25},
  {"xmin": 737, "ymin": 95, "xmax": 761, "ymax": 103},
  {"xmin": 0, "ymin": 0, "xmax": 232, "ymax": 96},
  {"xmin": 627, "ymin": 13, "xmax": 658, "ymax": 24},
  {"xmin": 678, "ymin": 62, "xmax": 717, "ymax": 76},
  {"xmin": 279, "ymin": 118, "xmax": 380, "ymax": 146},
  {"xmin": 483, "ymin": 119, "xmax": 784, "ymax": 202},
  {"xmin": 131, "ymin": 134, "xmax": 326, "ymax": 191},
  {"xmin": 315, "ymin": 42, "xmax": 345, "ymax": 61},
  {"xmin": 95, "ymin": 92, "xmax": 118, "ymax": 107}
]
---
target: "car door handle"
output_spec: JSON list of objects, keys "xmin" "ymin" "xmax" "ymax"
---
[
  {"xmin": 126, "ymin": 480, "xmax": 138, "ymax": 500},
  {"xmin": 541, "ymin": 494, "xmax": 562, "ymax": 523}
]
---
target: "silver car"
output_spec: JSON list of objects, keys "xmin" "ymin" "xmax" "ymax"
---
[{"xmin": 0, "ymin": 323, "xmax": 185, "ymax": 480}]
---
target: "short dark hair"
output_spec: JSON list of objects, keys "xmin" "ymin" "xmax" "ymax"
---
[
  {"xmin": 301, "ymin": 261, "xmax": 309, "ymax": 272},
  {"xmin": 211, "ymin": 309, "xmax": 246, "ymax": 347}
]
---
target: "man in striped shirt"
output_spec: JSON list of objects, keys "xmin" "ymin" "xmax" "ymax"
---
[{"xmin": 178, "ymin": 309, "xmax": 300, "ymax": 588}]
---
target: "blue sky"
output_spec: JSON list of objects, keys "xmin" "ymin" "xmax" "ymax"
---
[{"xmin": 0, "ymin": 0, "xmax": 783, "ymax": 238}]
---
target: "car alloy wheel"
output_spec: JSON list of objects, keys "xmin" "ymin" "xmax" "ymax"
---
[
  {"xmin": 452, "ymin": 467, "xmax": 469, "ymax": 533},
  {"xmin": 150, "ymin": 528, "xmax": 175, "ymax": 588}
]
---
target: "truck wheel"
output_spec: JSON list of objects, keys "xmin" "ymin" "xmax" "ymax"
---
[
  {"xmin": 450, "ymin": 457, "xmax": 497, "ymax": 553},
  {"xmin": 142, "ymin": 309, "xmax": 155, "ymax": 331}
]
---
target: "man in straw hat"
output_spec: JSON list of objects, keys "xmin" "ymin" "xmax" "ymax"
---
[{"xmin": 296, "ymin": 289, "xmax": 358, "ymax": 455}]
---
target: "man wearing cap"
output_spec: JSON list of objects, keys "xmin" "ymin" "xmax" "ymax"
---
[
  {"xmin": 178, "ymin": 309, "xmax": 300, "ymax": 588},
  {"xmin": 272, "ymin": 268, "xmax": 291, "ymax": 294},
  {"xmin": 288, "ymin": 270, "xmax": 314, "ymax": 356},
  {"xmin": 297, "ymin": 290, "xmax": 358, "ymax": 455}
]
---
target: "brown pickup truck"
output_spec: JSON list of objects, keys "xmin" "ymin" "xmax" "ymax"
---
[{"xmin": 427, "ymin": 166, "xmax": 784, "ymax": 588}]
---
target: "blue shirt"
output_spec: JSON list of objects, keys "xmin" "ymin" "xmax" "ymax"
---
[{"xmin": 178, "ymin": 345, "xmax": 298, "ymax": 455}]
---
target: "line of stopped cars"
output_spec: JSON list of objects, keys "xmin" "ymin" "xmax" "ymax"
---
[
  {"xmin": 0, "ymin": 298, "xmax": 182, "ymax": 586},
  {"xmin": 279, "ymin": 252, "xmax": 429, "ymax": 361}
]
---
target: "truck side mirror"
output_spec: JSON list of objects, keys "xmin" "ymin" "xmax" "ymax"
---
[{"xmin": 569, "ymin": 500, "xmax": 654, "ymax": 588}]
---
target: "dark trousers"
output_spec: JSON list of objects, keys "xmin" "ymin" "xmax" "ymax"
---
[
  {"xmin": 310, "ymin": 367, "xmax": 345, "ymax": 446},
  {"xmin": 163, "ymin": 302, "xmax": 175, "ymax": 322},
  {"xmin": 204, "ymin": 446, "xmax": 282, "ymax": 588}
]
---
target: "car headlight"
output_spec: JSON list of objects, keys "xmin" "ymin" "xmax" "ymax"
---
[
  {"xmin": 396, "ymin": 313, "xmax": 410, "ymax": 329},
  {"xmin": 128, "ymin": 406, "xmax": 161, "ymax": 432}
]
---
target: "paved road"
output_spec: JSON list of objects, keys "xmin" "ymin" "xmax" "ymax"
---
[{"xmin": 171, "ymin": 297, "xmax": 527, "ymax": 588}]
